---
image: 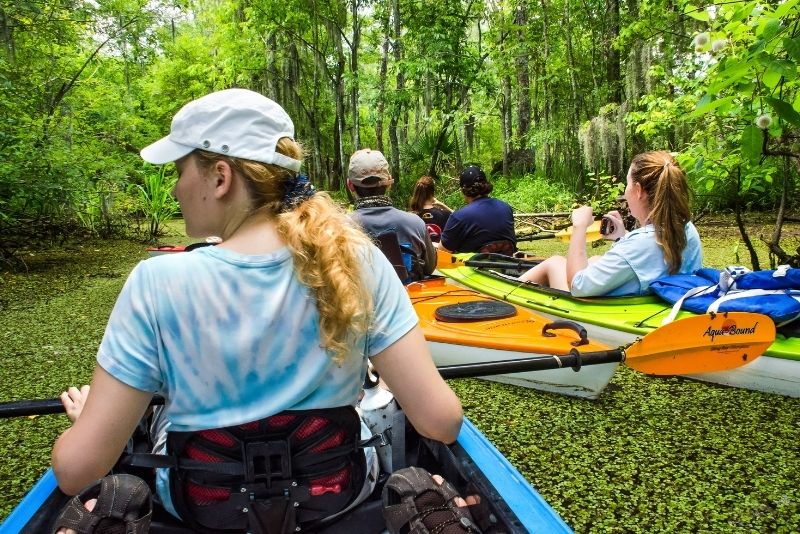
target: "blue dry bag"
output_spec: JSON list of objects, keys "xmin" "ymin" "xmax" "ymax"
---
[{"xmin": 650, "ymin": 265, "xmax": 800, "ymax": 325}]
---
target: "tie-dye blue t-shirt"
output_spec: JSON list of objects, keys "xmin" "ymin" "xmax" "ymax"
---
[{"xmin": 97, "ymin": 244, "xmax": 417, "ymax": 431}]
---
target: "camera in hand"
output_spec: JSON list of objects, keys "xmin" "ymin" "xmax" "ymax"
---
[{"xmin": 600, "ymin": 216, "xmax": 615, "ymax": 236}]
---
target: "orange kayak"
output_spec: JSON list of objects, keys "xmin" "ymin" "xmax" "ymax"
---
[{"xmin": 408, "ymin": 277, "xmax": 616, "ymax": 399}]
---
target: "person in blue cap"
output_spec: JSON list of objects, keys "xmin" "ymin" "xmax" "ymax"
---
[{"xmin": 439, "ymin": 165, "xmax": 516, "ymax": 255}]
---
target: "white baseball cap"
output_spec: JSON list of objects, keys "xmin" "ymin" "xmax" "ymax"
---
[{"xmin": 140, "ymin": 88, "xmax": 302, "ymax": 172}]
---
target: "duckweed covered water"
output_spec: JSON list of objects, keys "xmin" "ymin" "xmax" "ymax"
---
[{"xmin": 1, "ymin": 237, "xmax": 799, "ymax": 532}]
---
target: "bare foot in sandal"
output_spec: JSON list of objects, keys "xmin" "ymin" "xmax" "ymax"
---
[
  {"xmin": 383, "ymin": 466, "xmax": 483, "ymax": 533},
  {"xmin": 431, "ymin": 474, "xmax": 480, "ymax": 508},
  {"xmin": 56, "ymin": 498, "xmax": 97, "ymax": 534},
  {"xmin": 53, "ymin": 474, "xmax": 151, "ymax": 534}
]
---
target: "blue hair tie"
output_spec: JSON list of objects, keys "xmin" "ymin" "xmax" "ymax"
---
[{"xmin": 281, "ymin": 174, "xmax": 316, "ymax": 211}]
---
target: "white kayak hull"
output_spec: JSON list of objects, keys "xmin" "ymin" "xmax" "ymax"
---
[
  {"xmin": 427, "ymin": 341, "xmax": 619, "ymax": 400},
  {"xmin": 533, "ymin": 310, "xmax": 800, "ymax": 398}
]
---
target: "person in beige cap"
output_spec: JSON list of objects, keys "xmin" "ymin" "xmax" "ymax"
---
[
  {"xmin": 347, "ymin": 149, "xmax": 436, "ymax": 282},
  {"xmin": 51, "ymin": 90, "xmax": 462, "ymax": 534}
]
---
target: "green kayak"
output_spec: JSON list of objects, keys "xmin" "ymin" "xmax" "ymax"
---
[{"xmin": 437, "ymin": 252, "xmax": 800, "ymax": 397}]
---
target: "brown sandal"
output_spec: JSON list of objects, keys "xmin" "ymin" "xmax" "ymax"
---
[
  {"xmin": 382, "ymin": 466, "xmax": 482, "ymax": 534},
  {"xmin": 53, "ymin": 474, "xmax": 152, "ymax": 533}
]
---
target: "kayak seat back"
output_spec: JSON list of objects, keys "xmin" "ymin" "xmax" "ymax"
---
[
  {"xmin": 125, "ymin": 406, "xmax": 366, "ymax": 534},
  {"xmin": 425, "ymin": 223, "xmax": 443, "ymax": 243},
  {"xmin": 374, "ymin": 232, "xmax": 425, "ymax": 283},
  {"xmin": 478, "ymin": 240, "xmax": 516, "ymax": 257}
]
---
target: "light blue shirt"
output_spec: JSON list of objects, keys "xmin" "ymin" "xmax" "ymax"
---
[
  {"xmin": 570, "ymin": 222, "xmax": 702, "ymax": 297},
  {"xmin": 97, "ymin": 244, "xmax": 417, "ymax": 516}
]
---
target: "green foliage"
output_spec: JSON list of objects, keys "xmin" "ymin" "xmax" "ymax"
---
[
  {"xmin": 492, "ymin": 174, "xmax": 575, "ymax": 213},
  {"xmin": 450, "ymin": 366, "xmax": 800, "ymax": 534},
  {"xmin": 580, "ymin": 172, "xmax": 625, "ymax": 214},
  {"xmin": 677, "ymin": 0, "xmax": 797, "ymax": 210},
  {"xmin": 2, "ymin": 227, "xmax": 799, "ymax": 530},
  {"xmin": 135, "ymin": 166, "xmax": 179, "ymax": 240},
  {"xmin": 400, "ymin": 128, "xmax": 457, "ymax": 179}
]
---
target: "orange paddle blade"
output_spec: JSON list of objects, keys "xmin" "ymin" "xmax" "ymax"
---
[
  {"xmin": 624, "ymin": 312, "xmax": 775, "ymax": 375},
  {"xmin": 555, "ymin": 220, "xmax": 604, "ymax": 243}
]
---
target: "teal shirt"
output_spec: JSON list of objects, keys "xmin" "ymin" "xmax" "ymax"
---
[
  {"xmin": 97, "ymin": 244, "xmax": 417, "ymax": 516},
  {"xmin": 570, "ymin": 222, "xmax": 703, "ymax": 297}
]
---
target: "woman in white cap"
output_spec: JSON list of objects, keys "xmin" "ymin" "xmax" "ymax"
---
[{"xmin": 50, "ymin": 88, "xmax": 463, "ymax": 533}]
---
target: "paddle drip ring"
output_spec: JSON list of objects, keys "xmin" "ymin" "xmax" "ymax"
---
[
  {"xmin": 434, "ymin": 300, "xmax": 518, "ymax": 322},
  {"xmin": 569, "ymin": 348, "xmax": 583, "ymax": 372}
]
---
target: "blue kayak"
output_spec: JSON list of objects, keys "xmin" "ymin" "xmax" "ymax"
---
[{"xmin": 2, "ymin": 417, "xmax": 571, "ymax": 533}]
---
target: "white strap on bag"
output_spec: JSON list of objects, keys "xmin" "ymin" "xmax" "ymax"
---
[
  {"xmin": 706, "ymin": 288, "xmax": 800, "ymax": 326},
  {"xmin": 660, "ymin": 266, "xmax": 752, "ymax": 326},
  {"xmin": 774, "ymin": 265, "xmax": 790, "ymax": 278},
  {"xmin": 661, "ymin": 285, "xmax": 717, "ymax": 325}
]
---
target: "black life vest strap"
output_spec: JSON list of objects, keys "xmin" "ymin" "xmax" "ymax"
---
[{"xmin": 120, "ymin": 441, "xmax": 368, "ymax": 474}]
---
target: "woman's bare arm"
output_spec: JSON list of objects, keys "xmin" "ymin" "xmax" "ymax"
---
[
  {"xmin": 370, "ymin": 325, "xmax": 463, "ymax": 443},
  {"xmin": 52, "ymin": 366, "xmax": 153, "ymax": 494},
  {"xmin": 566, "ymin": 206, "xmax": 592, "ymax": 286}
]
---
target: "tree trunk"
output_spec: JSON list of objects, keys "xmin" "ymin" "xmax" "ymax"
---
[
  {"xmin": 514, "ymin": 4, "xmax": 531, "ymax": 147},
  {"xmin": 607, "ymin": 0, "xmax": 622, "ymax": 103},
  {"xmin": 734, "ymin": 168, "xmax": 761, "ymax": 271},
  {"xmin": 501, "ymin": 75, "xmax": 512, "ymax": 179},
  {"xmin": 539, "ymin": 0, "xmax": 552, "ymax": 176},
  {"xmin": 564, "ymin": 0, "xmax": 583, "ymax": 190},
  {"xmin": 564, "ymin": 1, "xmax": 580, "ymax": 125},
  {"xmin": 309, "ymin": 20, "xmax": 323, "ymax": 185},
  {"xmin": 376, "ymin": 7, "xmax": 390, "ymax": 154},
  {"xmin": 350, "ymin": 0, "xmax": 361, "ymax": 150},
  {"xmin": 1, "ymin": 5, "xmax": 15, "ymax": 63},
  {"xmin": 267, "ymin": 33, "xmax": 280, "ymax": 102},
  {"xmin": 464, "ymin": 100, "xmax": 475, "ymax": 156},
  {"xmin": 388, "ymin": 0, "xmax": 404, "ymax": 181},
  {"xmin": 332, "ymin": 21, "xmax": 346, "ymax": 190}
]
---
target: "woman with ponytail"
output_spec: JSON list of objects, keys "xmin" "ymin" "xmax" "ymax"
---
[
  {"xmin": 51, "ymin": 89, "xmax": 462, "ymax": 532},
  {"xmin": 519, "ymin": 151, "xmax": 702, "ymax": 296},
  {"xmin": 409, "ymin": 175, "xmax": 452, "ymax": 240}
]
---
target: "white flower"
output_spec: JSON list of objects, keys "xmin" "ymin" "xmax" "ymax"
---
[
  {"xmin": 711, "ymin": 39, "xmax": 726, "ymax": 53},
  {"xmin": 756, "ymin": 114, "xmax": 772, "ymax": 129},
  {"xmin": 694, "ymin": 32, "xmax": 710, "ymax": 47}
]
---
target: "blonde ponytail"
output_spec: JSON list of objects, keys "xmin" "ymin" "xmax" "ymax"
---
[{"xmin": 277, "ymin": 195, "xmax": 373, "ymax": 365}]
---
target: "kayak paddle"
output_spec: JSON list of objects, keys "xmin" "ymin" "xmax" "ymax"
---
[
  {"xmin": 514, "ymin": 220, "xmax": 607, "ymax": 243},
  {"xmin": 436, "ymin": 249, "xmax": 541, "ymax": 271},
  {"xmin": 553, "ymin": 220, "xmax": 605, "ymax": 243},
  {"xmin": 437, "ymin": 312, "xmax": 774, "ymax": 378},
  {"xmin": 0, "ymin": 312, "xmax": 774, "ymax": 418}
]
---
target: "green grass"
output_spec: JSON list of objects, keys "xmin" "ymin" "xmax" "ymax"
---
[{"xmin": 1, "ymin": 220, "xmax": 799, "ymax": 531}]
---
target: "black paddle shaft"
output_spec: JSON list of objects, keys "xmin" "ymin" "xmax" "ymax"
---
[
  {"xmin": 0, "ymin": 350, "xmax": 626, "ymax": 418},
  {"xmin": 437, "ymin": 348, "xmax": 625, "ymax": 379},
  {"xmin": 463, "ymin": 260, "xmax": 540, "ymax": 270},
  {"xmin": 0, "ymin": 395, "xmax": 166, "ymax": 418}
]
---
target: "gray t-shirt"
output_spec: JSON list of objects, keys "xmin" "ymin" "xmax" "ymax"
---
[{"xmin": 352, "ymin": 205, "xmax": 436, "ymax": 278}]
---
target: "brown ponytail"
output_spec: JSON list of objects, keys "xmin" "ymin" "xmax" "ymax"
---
[
  {"xmin": 629, "ymin": 151, "xmax": 691, "ymax": 274},
  {"xmin": 410, "ymin": 176, "xmax": 436, "ymax": 214}
]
